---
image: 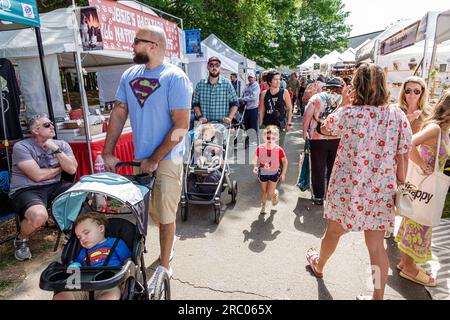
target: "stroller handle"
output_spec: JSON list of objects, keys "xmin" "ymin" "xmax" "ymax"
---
[{"xmin": 115, "ymin": 162, "xmax": 157, "ymax": 189}]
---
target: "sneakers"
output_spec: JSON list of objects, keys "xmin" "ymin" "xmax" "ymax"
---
[
  {"xmin": 312, "ymin": 198, "xmax": 324, "ymax": 206},
  {"xmin": 384, "ymin": 231, "xmax": 393, "ymax": 239},
  {"xmin": 260, "ymin": 203, "xmax": 266, "ymax": 215},
  {"xmin": 272, "ymin": 190, "xmax": 279, "ymax": 206},
  {"xmin": 14, "ymin": 238, "xmax": 32, "ymax": 261},
  {"xmin": 160, "ymin": 235, "xmax": 176, "ymax": 262},
  {"xmin": 148, "ymin": 265, "xmax": 173, "ymax": 295}
]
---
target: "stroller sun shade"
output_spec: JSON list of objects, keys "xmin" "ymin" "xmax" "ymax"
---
[{"xmin": 52, "ymin": 172, "xmax": 150, "ymax": 235}]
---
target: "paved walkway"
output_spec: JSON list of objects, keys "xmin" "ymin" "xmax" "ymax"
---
[{"xmin": 6, "ymin": 115, "xmax": 431, "ymax": 300}]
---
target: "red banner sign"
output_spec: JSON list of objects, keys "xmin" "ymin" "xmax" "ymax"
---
[{"xmin": 88, "ymin": 0, "xmax": 180, "ymax": 58}]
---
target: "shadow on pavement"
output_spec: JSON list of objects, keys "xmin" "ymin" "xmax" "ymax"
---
[
  {"xmin": 242, "ymin": 211, "xmax": 281, "ymax": 253},
  {"xmin": 175, "ymin": 204, "xmax": 219, "ymax": 240},
  {"xmin": 293, "ymin": 197, "xmax": 327, "ymax": 238}
]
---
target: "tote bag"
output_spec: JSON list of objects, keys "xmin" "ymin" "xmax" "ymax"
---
[{"xmin": 402, "ymin": 129, "xmax": 450, "ymax": 227}]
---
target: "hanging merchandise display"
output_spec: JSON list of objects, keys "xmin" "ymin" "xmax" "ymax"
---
[{"xmin": 0, "ymin": 58, "xmax": 23, "ymax": 141}]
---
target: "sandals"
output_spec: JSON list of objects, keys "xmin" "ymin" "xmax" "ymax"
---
[
  {"xmin": 396, "ymin": 264, "xmax": 430, "ymax": 276},
  {"xmin": 306, "ymin": 248, "xmax": 323, "ymax": 278},
  {"xmin": 400, "ymin": 269, "xmax": 436, "ymax": 287},
  {"xmin": 356, "ymin": 294, "xmax": 373, "ymax": 300}
]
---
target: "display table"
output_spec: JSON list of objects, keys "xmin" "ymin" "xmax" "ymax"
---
[{"xmin": 69, "ymin": 131, "xmax": 135, "ymax": 179}]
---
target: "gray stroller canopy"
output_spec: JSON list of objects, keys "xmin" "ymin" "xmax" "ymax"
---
[{"xmin": 52, "ymin": 172, "xmax": 150, "ymax": 235}]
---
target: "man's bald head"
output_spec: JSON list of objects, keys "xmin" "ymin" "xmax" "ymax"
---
[{"xmin": 139, "ymin": 25, "xmax": 167, "ymax": 52}]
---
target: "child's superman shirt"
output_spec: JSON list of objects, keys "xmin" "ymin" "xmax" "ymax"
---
[{"xmin": 76, "ymin": 238, "xmax": 131, "ymax": 267}]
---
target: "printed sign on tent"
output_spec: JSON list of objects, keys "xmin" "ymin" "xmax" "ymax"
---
[
  {"xmin": 380, "ymin": 21, "xmax": 420, "ymax": 56},
  {"xmin": 89, "ymin": 0, "xmax": 180, "ymax": 58},
  {"xmin": 185, "ymin": 29, "xmax": 202, "ymax": 54},
  {"xmin": 78, "ymin": 7, "xmax": 103, "ymax": 51}
]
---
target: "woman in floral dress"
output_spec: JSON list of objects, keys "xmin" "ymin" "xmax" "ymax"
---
[
  {"xmin": 306, "ymin": 63, "xmax": 412, "ymax": 300},
  {"xmin": 395, "ymin": 91, "xmax": 450, "ymax": 287}
]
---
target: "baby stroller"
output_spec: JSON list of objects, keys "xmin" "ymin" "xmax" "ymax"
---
[
  {"xmin": 181, "ymin": 122, "xmax": 237, "ymax": 224},
  {"xmin": 39, "ymin": 163, "xmax": 170, "ymax": 300}
]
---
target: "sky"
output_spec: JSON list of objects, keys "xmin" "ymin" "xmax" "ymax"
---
[{"xmin": 342, "ymin": 0, "xmax": 450, "ymax": 37}]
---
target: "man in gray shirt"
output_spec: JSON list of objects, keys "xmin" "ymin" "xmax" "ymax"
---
[
  {"xmin": 9, "ymin": 113, "xmax": 78, "ymax": 261},
  {"xmin": 239, "ymin": 71, "xmax": 260, "ymax": 144}
]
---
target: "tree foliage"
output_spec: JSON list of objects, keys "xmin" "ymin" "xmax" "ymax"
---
[{"xmin": 36, "ymin": 0, "xmax": 351, "ymax": 68}]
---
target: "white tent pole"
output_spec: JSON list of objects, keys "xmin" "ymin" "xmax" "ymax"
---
[{"xmin": 72, "ymin": 1, "xmax": 94, "ymax": 174}]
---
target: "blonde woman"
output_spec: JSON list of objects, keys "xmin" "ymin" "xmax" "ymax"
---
[
  {"xmin": 306, "ymin": 63, "xmax": 412, "ymax": 300},
  {"xmin": 395, "ymin": 91, "xmax": 450, "ymax": 287},
  {"xmin": 398, "ymin": 76, "xmax": 431, "ymax": 134}
]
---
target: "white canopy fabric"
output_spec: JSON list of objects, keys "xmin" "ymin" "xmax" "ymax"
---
[
  {"xmin": 202, "ymin": 34, "xmax": 256, "ymax": 71},
  {"xmin": 186, "ymin": 44, "xmax": 239, "ymax": 88},
  {"xmin": 319, "ymin": 50, "xmax": 341, "ymax": 65},
  {"xmin": 300, "ymin": 54, "xmax": 320, "ymax": 68},
  {"xmin": 338, "ymin": 48, "xmax": 356, "ymax": 63},
  {"xmin": 356, "ymin": 19, "xmax": 416, "ymax": 62},
  {"xmin": 435, "ymin": 9, "xmax": 450, "ymax": 44}
]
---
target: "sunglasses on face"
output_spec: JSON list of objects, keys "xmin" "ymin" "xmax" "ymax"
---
[
  {"xmin": 133, "ymin": 37, "xmax": 158, "ymax": 46},
  {"xmin": 40, "ymin": 121, "xmax": 54, "ymax": 129},
  {"xmin": 208, "ymin": 63, "xmax": 220, "ymax": 68},
  {"xmin": 405, "ymin": 88, "xmax": 422, "ymax": 95}
]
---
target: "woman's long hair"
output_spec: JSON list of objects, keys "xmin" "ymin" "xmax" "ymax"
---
[
  {"xmin": 421, "ymin": 90, "xmax": 450, "ymax": 132},
  {"xmin": 398, "ymin": 76, "xmax": 431, "ymax": 121},
  {"xmin": 352, "ymin": 63, "xmax": 390, "ymax": 106}
]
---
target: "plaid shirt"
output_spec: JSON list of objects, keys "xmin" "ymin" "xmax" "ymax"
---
[{"xmin": 192, "ymin": 76, "xmax": 238, "ymax": 121}]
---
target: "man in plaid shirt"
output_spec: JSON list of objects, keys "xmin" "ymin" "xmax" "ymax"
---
[{"xmin": 193, "ymin": 57, "xmax": 239, "ymax": 124}]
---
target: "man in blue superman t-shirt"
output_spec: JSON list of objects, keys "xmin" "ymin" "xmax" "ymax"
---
[{"xmin": 103, "ymin": 25, "xmax": 192, "ymax": 293}]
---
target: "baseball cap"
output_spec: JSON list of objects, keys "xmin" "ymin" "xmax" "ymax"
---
[
  {"xmin": 208, "ymin": 56, "xmax": 221, "ymax": 64},
  {"xmin": 317, "ymin": 75, "xmax": 327, "ymax": 83},
  {"xmin": 248, "ymin": 70, "xmax": 255, "ymax": 77}
]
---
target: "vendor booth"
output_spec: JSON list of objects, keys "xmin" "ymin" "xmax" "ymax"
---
[{"xmin": 0, "ymin": 0, "xmax": 186, "ymax": 179}]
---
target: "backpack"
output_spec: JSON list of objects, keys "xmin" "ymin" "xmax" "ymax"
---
[{"xmin": 302, "ymin": 83, "xmax": 321, "ymax": 105}]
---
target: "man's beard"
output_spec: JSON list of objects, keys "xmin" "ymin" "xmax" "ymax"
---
[
  {"xmin": 133, "ymin": 52, "xmax": 150, "ymax": 64},
  {"xmin": 209, "ymin": 70, "xmax": 220, "ymax": 78}
]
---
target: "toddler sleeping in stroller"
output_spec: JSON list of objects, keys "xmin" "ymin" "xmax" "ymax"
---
[
  {"xmin": 53, "ymin": 212, "xmax": 131, "ymax": 300},
  {"xmin": 194, "ymin": 124, "xmax": 223, "ymax": 169}
]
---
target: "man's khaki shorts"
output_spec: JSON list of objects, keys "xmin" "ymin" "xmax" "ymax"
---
[{"xmin": 134, "ymin": 159, "xmax": 183, "ymax": 225}]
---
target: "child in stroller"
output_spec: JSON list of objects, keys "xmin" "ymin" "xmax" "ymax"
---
[
  {"xmin": 53, "ymin": 212, "xmax": 131, "ymax": 300},
  {"xmin": 194, "ymin": 124, "xmax": 223, "ymax": 169}
]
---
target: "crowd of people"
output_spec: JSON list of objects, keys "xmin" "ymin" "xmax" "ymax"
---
[{"xmin": 5, "ymin": 25, "xmax": 450, "ymax": 300}]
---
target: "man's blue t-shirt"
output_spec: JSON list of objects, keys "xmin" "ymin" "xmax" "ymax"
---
[
  {"xmin": 76, "ymin": 237, "xmax": 131, "ymax": 267},
  {"xmin": 116, "ymin": 63, "xmax": 192, "ymax": 161}
]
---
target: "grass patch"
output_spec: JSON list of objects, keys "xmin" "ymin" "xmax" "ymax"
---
[{"xmin": 0, "ymin": 280, "xmax": 13, "ymax": 292}]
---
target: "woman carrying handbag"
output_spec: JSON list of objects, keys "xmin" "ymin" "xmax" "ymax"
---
[{"xmin": 395, "ymin": 90, "xmax": 450, "ymax": 287}]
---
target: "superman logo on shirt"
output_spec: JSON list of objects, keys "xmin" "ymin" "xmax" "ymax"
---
[
  {"xmin": 129, "ymin": 78, "xmax": 161, "ymax": 108},
  {"xmin": 86, "ymin": 247, "xmax": 110, "ymax": 265}
]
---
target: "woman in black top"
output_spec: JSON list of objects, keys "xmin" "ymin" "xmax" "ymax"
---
[{"xmin": 259, "ymin": 70, "xmax": 292, "ymax": 147}]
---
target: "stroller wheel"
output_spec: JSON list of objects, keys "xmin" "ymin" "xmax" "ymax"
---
[
  {"xmin": 231, "ymin": 181, "xmax": 238, "ymax": 204},
  {"xmin": 214, "ymin": 198, "xmax": 221, "ymax": 224},
  {"xmin": 152, "ymin": 271, "xmax": 171, "ymax": 300},
  {"xmin": 180, "ymin": 204, "xmax": 189, "ymax": 222}
]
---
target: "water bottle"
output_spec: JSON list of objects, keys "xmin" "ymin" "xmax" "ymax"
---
[
  {"xmin": 94, "ymin": 153, "xmax": 105, "ymax": 173},
  {"xmin": 93, "ymin": 152, "xmax": 106, "ymax": 211}
]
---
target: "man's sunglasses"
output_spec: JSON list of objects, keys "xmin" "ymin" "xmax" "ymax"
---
[
  {"xmin": 208, "ymin": 63, "xmax": 220, "ymax": 68},
  {"xmin": 405, "ymin": 88, "xmax": 422, "ymax": 95},
  {"xmin": 40, "ymin": 122, "xmax": 54, "ymax": 129},
  {"xmin": 133, "ymin": 37, "xmax": 158, "ymax": 46}
]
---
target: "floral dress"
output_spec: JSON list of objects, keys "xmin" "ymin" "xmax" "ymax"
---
[
  {"xmin": 395, "ymin": 129, "xmax": 450, "ymax": 263},
  {"xmin": 323, "ymin": 105, "xmax": 412, "ymax": 233}
]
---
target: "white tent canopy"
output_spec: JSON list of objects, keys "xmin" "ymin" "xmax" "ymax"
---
[
  {"xmin": 300, "ymin": 54, "xmax": 320, "ymax": 68},
  {"xmin": 338, "ymin": 48, "xmax": 356, "ymax": 63},
  {"xmin": 0, "ymin": 8, "xmax": 137, "ymax": 118},
  {"xmin": 319, "ymin": 50, "xmax": 341, "ymax": 65},
  {"xmin": 186, "ymin": 44, "xmax": 239, "ymax": 88}
]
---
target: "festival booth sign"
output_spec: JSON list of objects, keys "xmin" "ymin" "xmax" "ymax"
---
[
  {"xmin": 379, "ymin": 21, "xmax": 420, "ymax": 56},
  {"xmin": 89, "ymin": 0, "xmax": 180, "ymax": 59}
]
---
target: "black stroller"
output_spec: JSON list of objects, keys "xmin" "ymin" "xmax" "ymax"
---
[
  {"xmin": 39, "ymin": 163, "xmax": 170, "ymax": 300},
  {"xmin": 181, "ymin": 122, "xmax": 237, "ymax": 224}
]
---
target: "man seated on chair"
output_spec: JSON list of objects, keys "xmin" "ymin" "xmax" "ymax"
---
[{"xmin": 9, "ymin": 113, "xmax": 78, "ymax": 261}]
